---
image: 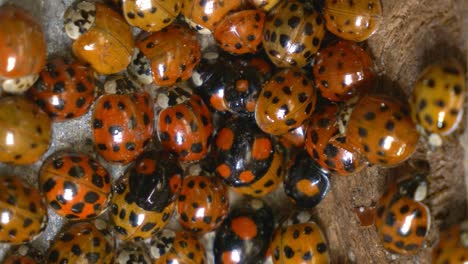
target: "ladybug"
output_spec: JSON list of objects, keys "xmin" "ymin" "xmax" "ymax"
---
[
  {"xmin": 46, "ymin": 221, "xmax": 116, "ymax": 263},
  {"xmin": 312, "ymin": 40, "xmax": 375, "ymax": 102},
  {"xmin": 262, "ymin": 0, "xmax": 325, "ymax": 67},
  {"xmin": 128, "ymin": 24, "xmax": 201, "ymax": 87},
  {"xmin": 214, "ymin": 199, "xmax": 274, "ymax": 263},
  {"xmin": 249, "ymin": 0, "xmax": 282, "ymax": 11},
  {"xmin": 155, "ymin": 87, "xmax": 213, "ymax": 162},
  {"xmin": 279, "ymin": 124, "xmax": 307, "ymax": 148},
  {"xmin": 323, "ymin": 0, "xmax": 383, "ymax": 42},
  {"xmin": 255, "ymin": 68, "xmax": 317, "ymax": 135},
  {"xmin": 109, "ymin": 151, "xmax": 181, "ymax": 241},
  {"xmin": 27, "ymin": 57, "xmax": 97, "ymax": 121},
  {"xmin": 0, "ymin": 5, "xmax": 46, "ymax": 94},
  {"xmin": 214, "ymin": 10, "xmax": 266, "ymax": 55},
  {"xmin": 410, "ymin": 60, "xmax": 465, "ymax": 147},
  {"xmin": 283, "ymin": 151, "xmax": 331, "ymax": 208},
  {"xmin": 374, "ymin": 174, "xmax": 430, "ymax": 255},
  {"xmin": 39, "ymin": 152, "xmax": 112, "ymax": 220},
  {"xmin": 122, "ymin": 0, "xmax": 181, "ymax": 32},
  {"xmin": 305, "ymin": 104, "xmax": 366, "ymax": 176},
  {"xmin": 0, "ymin": 176, "xmax": 48, "ymax": 244},
  {"xmin": 2, "ymin": 245, "xmax": 44, "ymax": 264},
  {"xmin": 92, "ymin": 75, "xmax": 153, "ymax": 164},
  {"xmin": 270, "ymin": 222, "xmax": 330, "ymax": 264},
  {"xmin": 344, "ymin": 95, "xmax": 420, "ymax": 166},
  {"xmin": 432, "ymin": 220, "xmax": 468, "ymax": 264},
  {"xmin": 192, "ymin": 53, "xmax": 267, "ymax": 119},
  {"xmin": 150, "ymin": 230, "xmax": 206, "ymax": 263},
  {"xmin": 64, "ymin": 0, "xmax": 135, "ymax": 74},
  {"xmin": 176, "ymin": 175, "xmax": 229, "ymax": 234},
  {"xmin": 0, "ymin": 96, "xmax": 51, "ymax": 165},
  {"xmin": 116, "ymin": 242, "xmax": 151, "ymax": 264},
  {"xmin": 211, "ymin": 116, "xmax": 284, "ymax": 197},
  {"xmin": 181, "ymin": 0, "xmax": 243, "ymax": 33}
]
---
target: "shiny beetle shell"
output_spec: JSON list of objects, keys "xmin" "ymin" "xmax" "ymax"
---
[
  {"xmin": 0, "ymin": 176, "xmax": 48, "ymax": 244},
  {"xmin": 262, "ymin": 0, "xmax": 325, "ymax": 67},
  {"xmin": 249, "ymin": 0, "xmax": 282, "ymax": 11},
  {"xmin": 270, "ymin": 222, "xmax": 330, "ymax": 264},
  {"xmin": 284, "ymin": 151, "xmax": 331, "ymax": 208},
  {"xmin": 92, "ymin": 77, "xmax": 154, "ymax": 164},
  {"xmin": 46, "ymin": 221, "xmax": 116, "ymax": 263},
  {"xmin": 129, "ymin": 24, "xmax": 201, "ymax": 87},
  {"xmin": 177, "ymin": 175, "xmax": 229, "ymax": 234},
  {"xmin": 256, "ymin": 68, "xmax": 316, "ymax": 135},
  {"xmin": 109, "ymin": 172, "xmax": 176, "ymax": 242},
  {"xmin": 324, "ymin": 0, "xmax": 383, "ymax": 42},
  {"xmin": 374, "ymin": 175, "xmax": 430, "ymax": 255},
  {"xmin": 28, "ymin": 57, "xmax": 97, "ymax": 121},
  {"xmin": 122, "ymin": 0, "xmax": 181, "ymax": 32},
  {"xmin": 64, "ymin": 0, "xmax": 134, "ymax": 74},
  {"xmin": 345, "ymin": 95, "xmax": 420, "ymax": 166},
  {"xmin": 152, "ymin": 231, "xmax": 206, "ymax": 264},
  {"xmin": 0, "ymin": 96, "xmax": 51, "ymax": 165},
  {"xmin": 410, "ymin": 60, "xmax": 465, "ymax": 146},
  {"xmin": 432, "ymin": 221, "xmax": 468, "ymax": 264},
  {"xmin": 39, "ymin": 152, "xmax": 112, "ymax": 220},
  {"xmin": 214, "ymin": 199, "xmax": 274, "ymax": 264},
  {"xmin": 181, "ymin": 0, "xmax": 243, "ymax": 32},
  {"xmin": 305, "ymin": 104, "xmax": 366, "ymax": 176},
  {"xmin": 313, "ymin": 40, "xmax": 375, "ymax": 102},
  {"xmin": 214, "ymin": 10, "xmax": 266, "ymax": 55},
  {"xmin": 156, "ymin": 89, "xmax": 213, "ymax": 162},
  {"xmin": 0, "ymin": 5, "xmax": 46, "ymax": 93},
  {"xmin": 211, "ymin": 117, "xmax": 284, "ymax": 197}
]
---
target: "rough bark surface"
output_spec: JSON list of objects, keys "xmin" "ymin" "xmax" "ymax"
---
[{"xmin": 312, "ymin": 0, "xmax": 467, "ymax": 263}]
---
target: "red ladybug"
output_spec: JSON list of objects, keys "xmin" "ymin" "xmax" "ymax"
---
[{"xmin": 92, "ymin": 75, "xmax": 153, "ymax": 164}]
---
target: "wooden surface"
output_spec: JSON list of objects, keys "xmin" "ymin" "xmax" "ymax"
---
[{"xmin": 311, "ymin": 0, "xmax": 467, "ymax": 263}]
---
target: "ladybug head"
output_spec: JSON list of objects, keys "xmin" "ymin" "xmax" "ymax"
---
[
  {"xmin": 101, "ymin": 74, "xmax": 140, "ymax": 95},
  {"xmin": 64, "ymin": 0, "xmax": 96, "ymax": 40}
]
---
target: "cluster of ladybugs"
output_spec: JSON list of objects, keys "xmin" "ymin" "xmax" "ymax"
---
[{"xmin": 0, "ymin": 0, "xmax": 466, "ymax": 263}]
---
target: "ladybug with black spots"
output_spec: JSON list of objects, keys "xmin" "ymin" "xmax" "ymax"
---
[
  {"xmin": 211, "ymin": 116, "xmax": 284, "ymax": 197},
  {"xmin": 181, "ymin": 0, "xmax": 243, "ymax": 34},
  {"xmin": 269, "ymin": 218, "xmax": 330, "ymax": 263},
  {"xmin": 92, "ymin": 75, "xmax": 153, "ymax": 164},
  {"xmin": 214, "ymin": 9, "xmax": 266, "ymax": 55},
  {"xmin": 0, "ymin": 176, "xmax": 48, "ymax": 244},
  {"xmin": 46, "ymin": 221, "xmax": 116, "ymax": 263},
  {"xmin": 214, "ymin": 199, "xmax": 274, "ymax": 263},
  {"xmin": 374, "ymin": 172, "xmax": 430, "ymax": 255},
  {"xmin": 410, "ymin": 60, "xmax": 465, "ymax": 148},
  {"xmin": 192, "ymin": 53, "xmax": 268, "ymax": 119},
  {"xmin": 256, "ymin": 68, "xmax": 317, "ymax": 135},
  {"xmin": 150, "ymin": 230, "xmax": 206, "ymax": 263},
  {"xmin": 121, "ymin": 0, "xmax": 181, "ymax": 32},
  {"xmin": 109, "ymin": 151, "xmax": 181, "ymax": 241},
  {"xmin": 0, "ymin": 96, "xmax": 52, "ymax": 165},
  {"xmin": 64, "ymin": 0, "xmax": 134, "ymax": 74},
  {"xmin": 39, "ymin": 152, "xmax": 112, "ymax": 220},
  {"xmin": 343, "ymin": 95, "xmax": 420, "ymax": 166},
  {"xmin": 176, "ymin": 175, "xmax": 229, "ymax": 234},
  {"xmin": 128, "ymin": 24, "xmax": 201, "ymax": 87},
  {"xmin": 155, "ymin": 87, "xmax": 213, "ymax": 162},
  {"xmin": 283, "ymin": 151, "xmax": 331, "ymax": 208},
  {"xmin": 28, "ymin": 57, "xmax": 97, "ymax": 121},
  {"xmin": 262, "ymin": 0, "xmax": 325, "ymax": 67},
  {"xmin": 0, "ymin": 5, "xmax": 46, "ymax": 94},
  {"xmin": 305, "ymin": 104, "xmax": 366, "ymax": 176},
  {"xmin": 312, "ymin": 40, "xmax": 375, "ymax": 102},
  {"xmin": 432, "ymin": 220, "xmax": 468, "ymax": 264},
  {"xmin": 324, "ymin": 0, "xmax": 383, "ymax": 42}
]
